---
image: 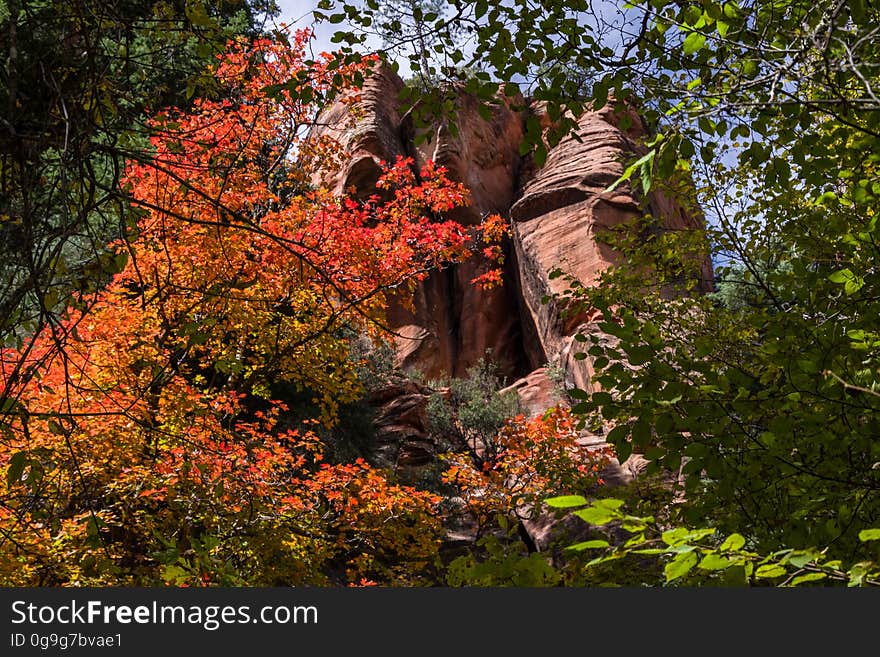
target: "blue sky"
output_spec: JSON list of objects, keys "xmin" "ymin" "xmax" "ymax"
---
[
  {"xmin": 274, "ymin": 0, "xmax": 390, "ymax": 60},
  {"xmin": 272, "ymin": 0, "xmax": 413, "ymax": 75},
  {"xmin": 274, "ymin": 0, "xmax": 334, "ymax": 49}
]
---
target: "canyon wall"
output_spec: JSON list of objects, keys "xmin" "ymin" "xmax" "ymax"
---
[{"xmin": 311, "ymin": 67, "xmax": 711, "ymax": 492}]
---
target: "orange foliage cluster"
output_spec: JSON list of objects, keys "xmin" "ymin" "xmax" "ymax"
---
[
  {"xmin": 470, "ymin": 213, "xmax": 509, "ymax": 290},
  {"xmin": 0, "ymin": 33, "xmax": 496, "ymax": 586},
  {"xmin": 443, "ymin": 406, "xmax": 613, "ymax": 530}
]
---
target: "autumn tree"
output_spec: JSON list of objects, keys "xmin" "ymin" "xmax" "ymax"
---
[
  {"xmin": 420, "ymin": 361, "xmax": 611, "ymax": 557},
  {"xmin": 0, "ymin": 0, "xmax": 275, "ymax": 411},
  {"xmin": 0, "ymin": 32, "xmax": 501, "ymax": 586},
  {"xmin": 442, "ymin": 406, "xmax": 611, "ymax": 542}
]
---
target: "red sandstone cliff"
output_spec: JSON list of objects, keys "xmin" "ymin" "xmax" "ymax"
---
[{"xmin": 310, "ymin": 66, "xmax": 711, "ymax": 496}]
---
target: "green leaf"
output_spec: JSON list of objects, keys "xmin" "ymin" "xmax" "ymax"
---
[
  {"xmin": 568, "ymin": 388, "xmax": 589, "ymax": 400},
  {"xmin": 662, "ymin": 527, "xmax": 716, "ymax": 546},
  {"xmin": 574, "ymin": 506, "xmax": 618, "ymax": 526},
  {"xmin": 621, "ymin": 518, "xmax": 649, "ymax": 533},
  {"xmin": 662, "ymin": 527, "xmax": 690, "ymax": 546},
  {"xmin": 665, "ymin": 551, "xmax": 699, "ymax": 582},
  {"xmin": 605, "ymin": 424, "xmax": 629, "ymax": 445},
  {"xmin": 545, "ymin": 495, "xmax": 588, "ymax": 509},
  {"xmin": 845, "ymin": 276, "xmax": 865, "ymax": 296},
  {"xmin": 858, "ymin": 528, "xmax": 880, "ymax": 542},
  {"xmin": 162, "ymin": 565, "xmax": 190, "ymax": 584},
  {"xmin": 587, "ymin": 553, "xmax": 624, "ymax": 567},
  {"xmin": 640, "ymin": 160, "xmax": 652, "ymax": 193},
  {"xmin": 593, "ymin": 498, "xmax": 626, "ymax": 510},
  {"xmin": 791, "ymin": 572, "xmax": 827, "ymax": 586},
  {"xmin": 185, "ymin": 2, "xmax": 216, "ymax": 27},
  {"xmin": 683, "ymin": 5, "xmax": 702, "ymax": 25},
  {"xmin": 625, "ymin": 344, "xmax": 654, "ymax": 366},
  {"xmin": 720, "ymin": 533, "xmax": 746, "ymax": 551},
  {"xmin": 682, "ymin": 32, "xmax": 707, "ymax": 55},
  {"xmin": 632, "ymin": 418, "xmax": 652, "ymax": 445},
  {"xmin": 565, "ymin": 540, "xmax": 610, "ymax": 551},
  {"xmin": 755, "ymin": 563, "xmax": 787, "ymax": 579},
  {"xmin": 785, "ymin": 551, "xmax": 817, "ymax": 568},
  {"xmin": 827, "ymin": 268, "xmax": 854, "ymax": 284},
  {"xmin": 699, "ymin": 553, "xmax": 732, "ymax": 570},
  {"xmin": 84, "ymin": 516, "xmax": 105, "ymax": 548},
  {"xmin": 6, "ymin": 452, "xmax": 26, "ymax": 486},
  {"xmin": 721, "ymin": 564, "xmax": 748, "ymax": 586},
  {"xmin": 0, "ymin": 396, "xmax": 25, "ymax": 415},
  {"xmin": 605, "ymin": 150, "xmax": 655, "ymax": 193},
  {"xmin": 534, "ymin": 142, "xmax": 548, "ymax": 168}
]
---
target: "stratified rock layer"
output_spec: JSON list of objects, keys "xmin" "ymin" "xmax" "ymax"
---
[
  {"xmin": 313, "ymin": 68, "xmax": 708, "ymax": 389},
  {"xmin": 310, "ymin": 65, "xmax": 408, "ymax": 198},
  {"xmin": 511, "ymin": 103, "xmax": 713, "ymax": 392}
]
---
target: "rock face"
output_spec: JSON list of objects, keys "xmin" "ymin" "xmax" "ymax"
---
[
  {"xmin": 313, "ymin": 67, "xmax": 709, "ymax": 390},
  {"xmin": 310, "ymin": 65, "xmax": 408, "ymax": 198},
  {"xmin": 312, "ymin": 67, "xmax": 710, "ymax": 502},
  {"xmin": 368, "ymin": 380, "xmax": 436, "ymax": 474},
  {"xmin": 311, "ymin": 66, "xmax": 531, "ymax": 382},
  {"xmin": 511, "ymin": 103, "xmax": 713, "ymax": 391}
]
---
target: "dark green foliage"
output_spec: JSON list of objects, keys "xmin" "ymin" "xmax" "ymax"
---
[
  {"xmin": 552, "ymin": 497, "xmax": 880, "ymax": 587},
  {"xmin": 425, "ymin": 357, "xmax": 520, "ymax": 457},
  {"xmin": 370, "ymin": 0, "xmax": 464, "ymax": 90},
  {"xmin": 445, "ymin": 531, "xmax": 561, "ymax": 587}
]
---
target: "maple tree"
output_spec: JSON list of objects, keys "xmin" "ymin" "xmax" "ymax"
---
[
  {"xmin": 442, "ymin": 406, "xmax": 613, "ymax": 544},
  {"xmin": 0, "ymin": 32, "xmax": 502, "ymax": 586}
]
